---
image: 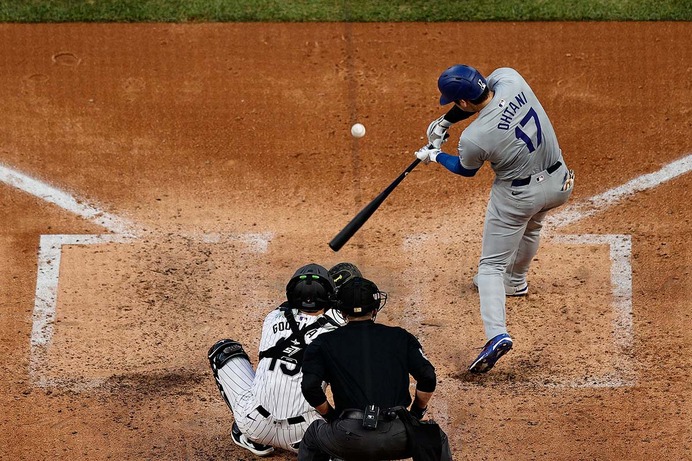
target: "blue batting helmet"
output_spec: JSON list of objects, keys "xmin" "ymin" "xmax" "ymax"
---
[{"xmin": 437, "ymin": 65, "xmax": 487, "ymax": 105}]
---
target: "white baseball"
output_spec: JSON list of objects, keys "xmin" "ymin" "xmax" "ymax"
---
[{"xmin": 351, "ymin": 123, "xmax": 366, "ymax": 138}]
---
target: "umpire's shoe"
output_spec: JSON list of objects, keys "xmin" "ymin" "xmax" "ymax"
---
[
  {"xmin": 231, "ymin": 422, "xmax": 274, "ymax": 457},
  {"xmin": 468, "ymin": 333, "xmax": 513, "ymax": 374}
]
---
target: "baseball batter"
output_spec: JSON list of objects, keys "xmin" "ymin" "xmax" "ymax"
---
[
  {"xmin": 208, "ymin": 263, "xmax": 360, "ymax": 455},
  {"xmin": 416, "ymin": 65, "xmax": 575, "ymax": 373}
]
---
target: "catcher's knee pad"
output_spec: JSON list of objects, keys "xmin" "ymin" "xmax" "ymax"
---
[{"xmin": 208, "ymin": 339, "xmax": 250, "ymax": 371}]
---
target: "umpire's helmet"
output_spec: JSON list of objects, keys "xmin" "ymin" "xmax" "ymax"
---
[
  {"xmin": 336, "ymin": 277, "xmax": 387, "ymax": 317},
  {"xmin": 328, "ymin": 262, "xmax": 362, "ymax": 291},
  {"xmin": 437, "ymin": 64, "xmax": 487, "ymax": 105},
  {"xmin": 286, "ymin": 263, "xmax": 336, "ymax": 313}
]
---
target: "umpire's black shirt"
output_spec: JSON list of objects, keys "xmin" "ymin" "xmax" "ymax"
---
[{"xmin": 301, "ymin": 319, "xmax": 436, "ymax": 413}]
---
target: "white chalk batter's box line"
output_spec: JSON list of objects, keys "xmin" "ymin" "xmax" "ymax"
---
[
  {"xmin": 403, "ymin": 233, "xmax": 635, "ymax": 389},
  {"xmin": 28, "ymin": 232, "xmax": 274, "ymax": 388},
  {"xmin": 29, "ymin": 231, "xmax": 632, "ymax": 390}
]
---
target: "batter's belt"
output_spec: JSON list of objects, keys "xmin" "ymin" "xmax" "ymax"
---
[{"xmin": 511, "ymin": 161, "xmax": 562, "ymax": 187}]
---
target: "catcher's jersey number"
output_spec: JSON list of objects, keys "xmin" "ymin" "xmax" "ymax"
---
[
  {"xmin": 266, "ymin": 328, "xmax": 319, "ymax": 376},
  {"xmin": 268, "ymin": 355, "xmax": 302, "ymax": 376}
]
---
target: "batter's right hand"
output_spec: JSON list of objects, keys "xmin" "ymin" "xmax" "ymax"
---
[
  {"xmin": 415, "ymin": 145, "xmax": 440, "ymax": 164},
  {"xmin": 426, "ymin": 115, "xmax": 453, "ymax": 149}
]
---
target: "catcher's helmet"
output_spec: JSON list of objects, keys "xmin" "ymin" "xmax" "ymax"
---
[
  {"xmin": 286, "ymin": 263, "xmax": 336, "ymax": 313},
  {"xmin": 328, "ymin": 262, "xmax": 362, "ymax": 291},
  {"xmin": 437, "ymin": 64, "xmax": 487, "ymax": 105},
  {"xmin": 336, "ymin": 277, "xmax": 387, "ymax": 317}
]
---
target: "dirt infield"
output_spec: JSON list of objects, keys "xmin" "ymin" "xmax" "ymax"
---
[{"xmin": 1, "ymin": 22, "xmax": 690, "ymax": 460}]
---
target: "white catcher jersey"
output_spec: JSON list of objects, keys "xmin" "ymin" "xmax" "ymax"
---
[
  {"xmin": 252, "ymin": 308, "xmax": 340, "ymax": 419},
  {"xmin": 459, "ymin": 67, "xmax": 563, "ymax": 181}
]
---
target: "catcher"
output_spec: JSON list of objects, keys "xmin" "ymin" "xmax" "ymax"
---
[{"xmin": 207, "ymin": 262, "xmax": 361, "ymax": 456}]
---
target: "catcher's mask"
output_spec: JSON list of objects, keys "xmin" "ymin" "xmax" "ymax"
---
[
  {"xmin": 286, "ymin": 263, "xmax": 336, "ymax": 313},
  {"xmin": 437, "ymin": 64, "xmax": 487, "ymax": 105},
  {"xmin": 328, "ymin": 262, "xmax": 363, "ymax": 291},
  {"xmin": 336, "ymin": 277, "xmax": 387, "ymax": 318}
]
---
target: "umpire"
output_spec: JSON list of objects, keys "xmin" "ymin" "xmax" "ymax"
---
[{"xmin": 299, "ymin": 276, "xmax": 452, "ymax": 461}]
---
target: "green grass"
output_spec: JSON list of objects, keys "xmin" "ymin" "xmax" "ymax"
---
[{"xmin": 0, "ymin": 0, "xmax": 690, "ymax": 22}]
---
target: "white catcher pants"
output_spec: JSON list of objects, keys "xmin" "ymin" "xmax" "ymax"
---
[{"xmin": 214, "ymin": 356, "xmax": 322, "ymax": 452}]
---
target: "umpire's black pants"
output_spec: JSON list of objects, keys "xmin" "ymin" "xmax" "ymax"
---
[{"xmin": 298, "ymin": 417, "xmax": 410, "ymax": 461}]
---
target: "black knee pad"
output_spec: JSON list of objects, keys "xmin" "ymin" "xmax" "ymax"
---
[{"xmin": 208, "ymin": 339, "xmax": 250, "ymax": 371}]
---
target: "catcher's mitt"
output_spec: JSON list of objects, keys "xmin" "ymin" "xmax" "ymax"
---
[{"xmin": 328, "ymin": 262, "xmax": 362, "ymax": 290}]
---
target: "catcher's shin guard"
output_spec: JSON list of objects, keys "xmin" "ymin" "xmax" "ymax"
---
[
  {"xmin": 208, "ymin": 339, "xmax": 250, "ymax": 372},
  {"xmin": 208, "ymin": 339, "xmax": 250, "ymax": 413}
]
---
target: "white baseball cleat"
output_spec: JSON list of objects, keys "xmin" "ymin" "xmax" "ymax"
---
[
  {"xmin": 231, "ymin": 422, "xmax": 274, "ymax": 457},
  {"xmin": 505, "ymin": 283, "xmax": 528, "ymax": 296}
]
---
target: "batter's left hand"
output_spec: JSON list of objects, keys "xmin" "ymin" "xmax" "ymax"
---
[
  {"xmin": 415, "ymin": 146, "xmax": 440, "ymax": 164},
  {"xmin": 427, "ymin": 115, "xmax": 453, "ymax": 149}
]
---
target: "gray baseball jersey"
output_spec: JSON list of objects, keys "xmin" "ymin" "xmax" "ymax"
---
[
  {"xmin": 213, "ymin": 308, "xmax": 341, "ymax": 451},
  {"xmin": 437, "ymin": 67, "xmax": 574, "ymax": 343},
  {"xmin": 459, "ymin": 67, "xmax": 563, "ymax": 181}
]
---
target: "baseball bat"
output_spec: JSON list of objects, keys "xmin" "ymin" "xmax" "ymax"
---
[{"xmin": 329, "ymin": 157, "xmax": 422, "ymax": 252}]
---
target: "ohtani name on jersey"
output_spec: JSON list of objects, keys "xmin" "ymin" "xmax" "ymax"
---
[{"xmin": 497, "ymin": 92, "xmax": 528, "ymax": 130}]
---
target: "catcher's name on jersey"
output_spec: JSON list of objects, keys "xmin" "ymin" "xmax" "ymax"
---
[
  {"xmin": 497, "ymin": 91, "xmax": 528, "ymax": 130},
  {"xmin": 272, "ymin": 317, "xmax": 314, "ymax": 334}
]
